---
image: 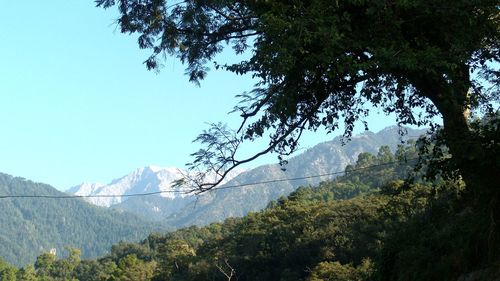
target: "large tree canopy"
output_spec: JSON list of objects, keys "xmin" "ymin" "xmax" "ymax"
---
[{"xmin": 96, "ymin": 0, "xmax": 499, "ymax": 194}]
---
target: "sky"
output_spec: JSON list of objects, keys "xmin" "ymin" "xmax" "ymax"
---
[{"xmin": 0, "ymin": 1, "xmax": 404, "ymax": 190}]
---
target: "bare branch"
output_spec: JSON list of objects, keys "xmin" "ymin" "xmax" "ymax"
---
[
  {"xmin": 215, "ymin": 259, "xmax": 236, "ymax": 281},
  {"xmin": 177, "ymin": 96, "xmax": 324, "ymax": 193}
]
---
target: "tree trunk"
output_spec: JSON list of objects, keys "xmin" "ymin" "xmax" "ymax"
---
[
  {"xmin": 427, "ymin": 79, "xmax": 498, "ymax": 200},
  {"xmin": 410, "ymin": 63, "xmax": 497, "ymax": 200},
  {"xmin": 410, "ymin": 66, "xmax": 500, "ymax": 267}
]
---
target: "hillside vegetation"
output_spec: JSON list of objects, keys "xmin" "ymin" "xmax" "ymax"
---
[
  {"xmin": 0, "ymin": 174, "xmax": 162, "ymax": 266},
  {"xmin": 2, "ymin": 132, "xmax": 497, "ymax": 280}
]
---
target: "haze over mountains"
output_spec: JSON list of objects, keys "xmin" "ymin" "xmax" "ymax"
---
[
  {"xmin": 68, "ymin": 167, "xmax": 243, "ymax": 207},
  {"xmin": 0, "ymin": 125, "xmax": 425, "ymax": 266},
  {"xmin": 0, "ymin": 173, "xmax": 161, "ymax": 266},
  {"xmin": 70, "ymin": 126, "xmax": 426, "ymax": 227},
  {"xmin": 68, "ymin": 167, "xmax": 194, "ymax": 207}
]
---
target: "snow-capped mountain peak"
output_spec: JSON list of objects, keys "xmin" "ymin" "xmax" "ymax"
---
[
  {"xmin": 69, "ymin": 166, "xmax": 243, "ymax": 207},
  {"xmin": 67, "ymin": 182, "xmax": 106, "ymax": 195}
]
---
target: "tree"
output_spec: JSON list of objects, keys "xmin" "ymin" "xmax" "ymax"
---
[
  {"xmin": 116, "ymin": 254, "xmax": 155, "ymax": 281},
  {"xmin": 73, "ymin": 260, "xmax": 100, "ymax": 281},
  {"xmin": 0, "ymin": 258, "xmax": 18, "ymax": 281},
  {"xmin": 0, "ymin": 267, "xmax": 17, "ymax": 281},
  {"xmin": 155, "ymin": 239, "xmax": 196, "ymax": 280},
  {"xmin": 50, "ymin": 247, "xmax": 81, "ymax": 280},
  {"xmin": 17, "ymin": 265, "xmax": 38, "ymax": 281},
  {"xmin": 307, "ymin": 260, "xmax": 373, "ymax": 281},
  {"xmin": 34, "ymin": 253, "xmax": 56, "ymax": 278},
  {"xmin": 377, "ymin": 146, "xmax": 395, "ymax": 164},
  {"xmin": 96, "ymin": 0, "xmax": 499, "ymax": 195}
]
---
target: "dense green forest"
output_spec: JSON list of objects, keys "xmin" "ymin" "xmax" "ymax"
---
[
  {"xmin": 0, "ymin": 174, "xmax": 163, "ymax": 266},
  {"xmin": 1, "ymin": 119, "xmax": 498, "ymax": 280}
]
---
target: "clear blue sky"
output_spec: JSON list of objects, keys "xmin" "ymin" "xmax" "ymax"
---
[{"xmin": 0, "ymin": 1, "xmax": 404, "ymax": 190}]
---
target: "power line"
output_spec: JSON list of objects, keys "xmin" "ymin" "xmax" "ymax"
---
[
  {"xmin": 0, "ymin": 190, "xmax": 186, "ymax": 199},
  {"xmin": 210, "ymin": 157, "xmax": 419, "ymax": 192},
  {"xmin": 0, "ymin": 157, "xmax": 420, "ymax": 200}
]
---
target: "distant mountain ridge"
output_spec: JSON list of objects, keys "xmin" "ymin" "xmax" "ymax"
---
[
  {"xmin": 0, "ymin": 173, "xmax": 162, "ymax": 267},
  {"xmin": 71, "ymin": 126, "xmax": 426, "ymax": 227},
  {"xmin": 68, "ymin": 166, "xmax": 189, "ymax": 207},
  {"xmin": 160, "ymin": 126, "xmax": 427, "ymax": 227},
  {"xmin": 69, "ymin": 166, "xmax": 243, "ymax": 213}
]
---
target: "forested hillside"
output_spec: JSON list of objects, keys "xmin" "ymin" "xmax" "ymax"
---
[
  {"xmin": 0, "ymin": 0, "xmax": 497, "ymax": 279},
  {"xmin": 114, "ymin": 126, "xmax": 425, "ymax": 227},
  {"xmin": 0, "ymin": 174, "xmax": 163, "ymax": 266},
  {"xmin": 3, "ymin": 136, "xmax": 497, "ymax": 280}
]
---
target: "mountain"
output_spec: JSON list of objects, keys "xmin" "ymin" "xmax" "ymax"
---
[
  {"xmin": 68, "ymin": 167, "xmax": 191, "ymax": 207},
  {"xmin": 0, "ymin": 173, "xmax": 162, "ymax": 266},
  {"xmin": 161, "ymin": 126, "xmax": 427, "ymax": 227},
  {"xmin": 68, "ymin": 167, "xmax": 243, "ymax": 220},
  {"xmin": 71, "ymin": 126, "xmax": 426, "ymax": 227},
  {"xmin": 4, "ymin": 129, "xmax": 496, "ymax": 281}
]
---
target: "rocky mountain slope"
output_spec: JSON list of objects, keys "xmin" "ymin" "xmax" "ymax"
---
[
  {"xmin": 68, "ymin": 167, "xmax": 243, "ymax": 219},
  {"xmin": 68, "ymin": 167, "xmax": 191, "ymax": 207},
  {"xmin": 71, "ymin": 126, "xmax": 426, "ymax": 227},
  {"xmin": 161, "ymin": 126, "xmax": 426, "ymax": 227}
]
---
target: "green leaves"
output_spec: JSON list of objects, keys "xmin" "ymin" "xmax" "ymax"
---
[
  {"xmin": 307, "ymin": 260, "xmax": 374, "ymax": 281},
  {"xmin": 0, "ymin": 172, "xmax": 159, "ymax": 267},
  {"xmin": 6, "ymin": 143, "xmax": 490, "ymax": 280},
  {"xmin": 97, "ymin": 0, "xmax": 498, "ymax": 193}
]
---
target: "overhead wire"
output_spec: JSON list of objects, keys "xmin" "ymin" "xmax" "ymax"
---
[
  {"xmin": 209, "ymin": 157, "xmax": 420, "ymax": 192},
  {"xmin": 0, "ymin": 157, "xmax": 421, "ymax": 200}
]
